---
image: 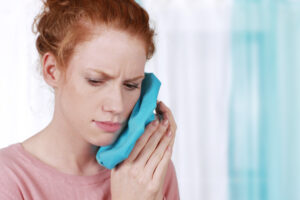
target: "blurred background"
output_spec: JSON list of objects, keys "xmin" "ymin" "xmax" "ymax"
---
[{"xmin": 1, "ymin": 0, "xmax": 300, "ymax": 199}]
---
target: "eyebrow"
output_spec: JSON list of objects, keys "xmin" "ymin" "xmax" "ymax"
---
[{"xmin": 87, "ymin": 68, "xmax": 145, "ymax": 81}]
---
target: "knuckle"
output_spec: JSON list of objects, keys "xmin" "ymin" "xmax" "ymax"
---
[
  {"xmin": 155, "ymin": 128, "xmax": 164, "ymax": 137},
  {"xmin": 158, "ymin": 127, "xmax": 167, "ymax": 136},
  {"xmin": 138, "ymin": 133, "xmax": 149, "ymax": 144},
  {"xmin": 129, "ymin": 166, "xmax": 140, "ymax": 178},
  {"xmin": 146, "ymin": 123, "xmax": 155, "ymax": 132},
  {"xmin": 147, "ymin": 183, "xmax": 159, "ymax": 194},
  {"xmin": 134, "ymin": 140, "xmax": 143, "ymax": 150},
  {"xmin": 152, "ymin": 151, "xmax": 161, "ymax": 160},
  {"xmin": 145, "ymin": 123, "xmax": 152, "ymax": 130},
  {"xmin": 147, "ymin": 124, "xmax": 158, "ymax": 135},
  {"xmin": 152, "ymin": 134, "xmax": 161, "ymax": 143},
  {"xmin": 137, "ymin": 176, "xmax": 147, "ymax": 185},
  {"xmin": 160, "ymin": 123, "xmax": 168, "ymax": 131}
]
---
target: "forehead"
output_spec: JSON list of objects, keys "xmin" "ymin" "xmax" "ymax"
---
[{"xmin": 66, "ymin": 27, "xmax": 147, "ymax": 78}]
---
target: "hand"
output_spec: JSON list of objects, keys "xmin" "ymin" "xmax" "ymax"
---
[
  {"xmin": 156, "ymin": 101, "xmax": 177, "ymax": 155},
  {"xmin": 110, "ymin": 101, "xmax": 177, "ymax": 200}
]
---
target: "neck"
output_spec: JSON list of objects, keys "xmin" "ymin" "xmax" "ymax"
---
[{"xmin": 23, "ymin": 112, "xmax": 105, "ymax": 176}]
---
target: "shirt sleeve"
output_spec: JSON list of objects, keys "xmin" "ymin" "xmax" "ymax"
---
[{"xmin": 163, "ymin": 160, "xmax": 180, "ymax": 200}]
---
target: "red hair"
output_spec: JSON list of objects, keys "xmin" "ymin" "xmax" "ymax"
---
[{"xmin": 33, "ymin": 0, "xmax": 156, "ymax": 73}]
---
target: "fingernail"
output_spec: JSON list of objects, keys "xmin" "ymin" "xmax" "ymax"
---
[{"xmin": 167, "ymin": 130, "xmax": 172, "ymax": 137}]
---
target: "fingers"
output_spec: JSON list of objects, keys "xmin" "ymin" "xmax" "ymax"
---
[
  {"xmin": 144, "ymin": 125, "xmax": 174, "ymax": 177},
  {"xmin": 125, "ymin": 119, "xmax": 159, "ymax": 163},
  {"xmin": 156, "ymin": 101, "xmax": 177, "ymax": 141},
  {"xmin": 158, "ymin": 101, "xmax": 177, "ymax": 132},
  {"xmin": 123, "ymin": 101, "xmax": 177, "ymax": 184},
  {"xmin": 152, "ymin": 138, "xmax": 173, "ymax": 184},
  {"xmin": 134, "ymin": 118, "xmax": 169, "ymax": 167}
]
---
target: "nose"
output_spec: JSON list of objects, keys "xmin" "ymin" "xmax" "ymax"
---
[{"xmin": 102, "ymin": 85, "xmax": 124, "ymax": 114}]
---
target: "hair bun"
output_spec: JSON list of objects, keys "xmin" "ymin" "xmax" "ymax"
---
[
  {"xmin": 33, "ymin": 0, "xmax": 155, "ymax": 69},
  {"xmin": 44, "ymin": 0, "xmax": 72, "ymax": 11}
]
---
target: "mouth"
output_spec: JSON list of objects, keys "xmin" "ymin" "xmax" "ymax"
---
[{"xmin": 93, "ymin": 120, "xmax": 122, "ymax": 133}]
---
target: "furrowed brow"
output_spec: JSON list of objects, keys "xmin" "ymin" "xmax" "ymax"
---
[
  {"xmin": 125, "ymin": 75, "xmax": 145, "ymax": 82},
  {"xmin": 87, "ymin": 68, "xmax": 144, "ymax": 81}
]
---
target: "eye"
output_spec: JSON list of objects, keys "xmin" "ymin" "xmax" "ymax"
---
[
  {"xmin": 87, "ymin": 79, "xmax": 104, "ymax": 86},
  {"xmin": 124, "ymin": 83, "xmax": 140, "ymax": 91}
]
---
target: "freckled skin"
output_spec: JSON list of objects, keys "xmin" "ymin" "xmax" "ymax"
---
[
  {"xmin": 21, "ymin": 27, "xmax": 147, "ymax": 175},
  {"xmin": 57, "ymin": 28, "xmax": 147, "ymax": 146}
]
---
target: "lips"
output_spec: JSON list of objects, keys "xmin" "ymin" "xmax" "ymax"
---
[{"xmin": 93, "ymin": 120, "xmax": 122, "ymax": 133}]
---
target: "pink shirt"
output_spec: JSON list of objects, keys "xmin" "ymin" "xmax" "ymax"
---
[{"xmin": 0, "ymin": 143, "xmax": 180, "ymax": 200}]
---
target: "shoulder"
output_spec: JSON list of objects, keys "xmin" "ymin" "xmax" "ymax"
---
[
  {"xmin": 163, "ymin": 160, "xmax": 180, "ymax": 200},
  {"xmin": 0, "ymin": 143, "xmax": 19, "ymax": 168},
  {"xmin": 0, "ymin": 143, "xmax": 24, "ymax": 199},
  {"xmin": 0, "ymin": 143, "xmax": 22, "ymax": 176}
]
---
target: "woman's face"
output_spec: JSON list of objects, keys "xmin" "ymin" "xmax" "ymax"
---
[{"xmin": 55, "ymin": 28, "xmax": 147, "ymax": 146}]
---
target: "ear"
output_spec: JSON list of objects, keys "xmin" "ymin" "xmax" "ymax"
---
[{"xmin": 42, "ymin": 52, "xmax": 62, "ymax": 89}]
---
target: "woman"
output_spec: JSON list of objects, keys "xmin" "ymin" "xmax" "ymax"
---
[{"xmin": 0, "ymin": 0, "xmax": 179, "ymax": 199}]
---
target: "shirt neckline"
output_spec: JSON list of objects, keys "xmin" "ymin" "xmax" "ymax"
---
[{"xmin": 14, "ymin": 142, "xmax": 110, "ymax": 185}]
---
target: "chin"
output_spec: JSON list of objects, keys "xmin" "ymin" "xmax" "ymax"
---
[{"xmin": 88, "ymin": 133, "xmax": 119, "ymax": 147}]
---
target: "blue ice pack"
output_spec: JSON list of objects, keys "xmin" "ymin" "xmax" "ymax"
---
[{"xmin": 96, "ymin": 73, "xmax": 161, "ymax": 169}]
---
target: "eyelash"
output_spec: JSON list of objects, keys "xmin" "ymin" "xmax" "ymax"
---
[{"xmin": 87, "ymin": 79, "xmax": 140, "ymax": 90}]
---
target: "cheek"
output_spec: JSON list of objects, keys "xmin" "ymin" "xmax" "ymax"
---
[
  {"xmin": 60, "ymin": 84, "xmax": 91, "ymax": 121},
  {"xmin": 123, "ymin": 91, "xmax": 141, "ymax": 118}
]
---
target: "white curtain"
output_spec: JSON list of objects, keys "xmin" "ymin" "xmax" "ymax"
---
[
  {"xmin": 0, "ymin": 1, "xmax": 232, "ymax": 200},
  {"xmin": 142, "ymin": 1, "xmax": 231, "ymax": 199},
  {"xmin": 0, "ymin": 0, "xmax": 52, "ymax": 146}
]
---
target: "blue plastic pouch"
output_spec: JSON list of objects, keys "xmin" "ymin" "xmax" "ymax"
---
[{"xmin": 96, "ymin": 72, "xmax": 161, "ymax": 169}]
